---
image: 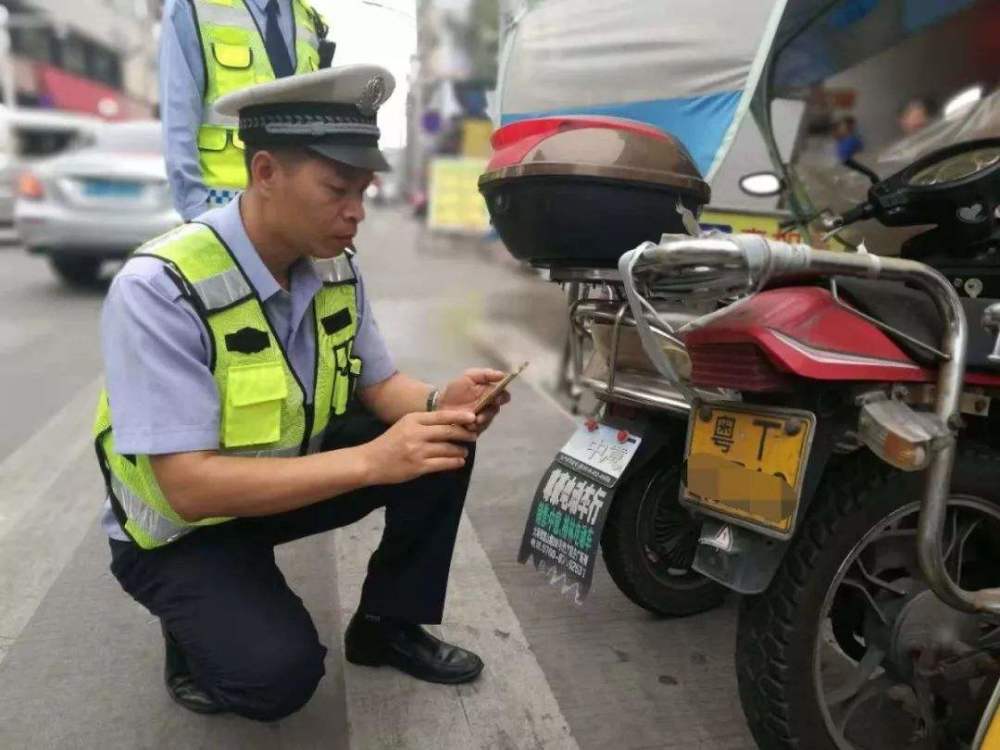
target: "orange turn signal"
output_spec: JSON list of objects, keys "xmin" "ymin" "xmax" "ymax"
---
[
  {"xmin": 857, "ymin": 398, "xmax": 950, "ymax": 472},
  {"xmin": 17, "ymin": 172, "xmax": 44, "ymax": 200}
]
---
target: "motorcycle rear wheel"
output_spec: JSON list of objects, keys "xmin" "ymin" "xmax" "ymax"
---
[
  {"xmin": 600, "ymin": 452, "xmax": 727, "ymax": 617},
  {"xmin": 735, "ymin": 445, "xmax": 1000, "ymax": 750}
]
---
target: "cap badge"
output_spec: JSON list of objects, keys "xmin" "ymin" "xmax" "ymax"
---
[{"xmin": 357, "ymin": 75, "xmax": 386, "ymax": 116}]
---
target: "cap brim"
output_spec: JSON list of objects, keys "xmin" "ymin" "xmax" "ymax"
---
[{"xmin": 307, "ymin": 143, "xmax": 391, "ymax": 172}]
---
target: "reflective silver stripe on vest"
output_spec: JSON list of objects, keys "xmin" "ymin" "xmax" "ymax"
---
[
  {"xmin": 296, "ymin": 25, "xmax": 319, "ymax": 51},
  {"xmin": 110, "ymin": 475, "xmax": 189, "ymax": 545},
  {"xmin": 226, "ymin": 433, "xmax": 324, "ymax": 458},
  {"xmin": 204, "ymin": 109, "xmax": 238, "ymax": 128},
  {"xmin": 313, "ymin": 254, "xmax": 355, "ymax": 284},
  {"xmin": 192, "ymin": 0, "xmax": 254, "ymax": 28},
  {"xmin": 191, "ymin": 266, "xmax": 253, "ymax": 311},
  {"xmin": 136, "ymin": 223, "xmax": 205, "ymax": 256},
  {"xmin": 194, "ymin": 0, "xmax": 318, "ymax": 44}
]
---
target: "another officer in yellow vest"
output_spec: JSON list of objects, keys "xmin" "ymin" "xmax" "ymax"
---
[
  {"xmin": 160, "ymin": 0, "xmax": 335, "ymax": 220},
  {"xmin": 98, "ymin": 65, "xmax": 510, "ymax": 720}
]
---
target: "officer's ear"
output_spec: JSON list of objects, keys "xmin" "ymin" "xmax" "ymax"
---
[
  {"xmin": 247, "ymin": 148, "xmax": 280, "ymax": 191},
  {"xmin": 247, "ymin": 148, "xmax": 309, "ymax": 194}
]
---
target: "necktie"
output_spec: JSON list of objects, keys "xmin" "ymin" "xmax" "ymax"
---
[{"xmin": 264, "ymin": 0, "xmax": 294, "ymax": 78}]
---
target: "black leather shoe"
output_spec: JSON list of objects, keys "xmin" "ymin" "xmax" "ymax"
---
[
  {"xmin": 162, "ymin": 624, "xmax": 224, "ymax": 714},
  {"xmin": 344, "ymin": 613, "xmax": 484, "ymax": 685}
]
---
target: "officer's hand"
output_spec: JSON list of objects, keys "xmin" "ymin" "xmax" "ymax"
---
[
  {"xmin": 439, "ymin": 368, "xmax": 512, "ymax": 434},
  {"xmin": 362, "ymin": 410, "xmax": 478, "ymax": 485}
]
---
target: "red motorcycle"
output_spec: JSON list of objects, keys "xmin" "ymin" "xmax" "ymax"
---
[
  {"xmin": 616, "ymin": 138, "xmax": 1000, "ymax": 749},
  {"xmin": 481, "ymin": 113, "xmax": 1000, "ymax": 746}
]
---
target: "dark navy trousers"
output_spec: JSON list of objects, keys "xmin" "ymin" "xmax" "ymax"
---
[{"xmin": 108, "ymin": 414, "xmax": 474, "ymax": 721}]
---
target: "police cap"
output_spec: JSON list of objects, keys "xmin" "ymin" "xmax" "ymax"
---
[{"xmin": 214, "ymin": 64, "xmax": 396, "ymax": 172}]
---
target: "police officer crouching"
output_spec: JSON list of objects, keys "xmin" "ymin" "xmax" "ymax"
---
[{"xmin": 95, "ymin": 65, "xmax": 511, "ymax": 720}]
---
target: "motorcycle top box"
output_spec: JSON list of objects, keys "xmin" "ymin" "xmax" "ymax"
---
[{"xmin": 478, "ymin": 115, "xmax": 711, "ymax": 268}]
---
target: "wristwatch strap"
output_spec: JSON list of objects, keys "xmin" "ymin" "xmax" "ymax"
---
[{"xmin": 426, "ymin": 387, "xmax": 440, "ymax": 412}]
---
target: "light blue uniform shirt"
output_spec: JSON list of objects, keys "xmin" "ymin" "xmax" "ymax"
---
[
  {"xmin": 99, "ymin": 196, "xmax": 397, "ymax": 540},
  {"xmin": 160, "ymin": 0, "xmax": 297, "ymax": 219}
]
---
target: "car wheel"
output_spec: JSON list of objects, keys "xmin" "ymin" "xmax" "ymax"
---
[{"xmin": 49, "ymin": 255, "xmax": 101, "ymax": 287}]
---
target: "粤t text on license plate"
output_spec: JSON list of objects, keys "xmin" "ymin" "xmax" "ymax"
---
[{"xmin": 683, "ymin": 401, "xmax": 815, "ymax": 538}]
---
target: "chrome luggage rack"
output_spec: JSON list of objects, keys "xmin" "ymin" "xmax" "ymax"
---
[{"xmin": 555, "ymin": 267, "xmax": 722, "ymax": 415}]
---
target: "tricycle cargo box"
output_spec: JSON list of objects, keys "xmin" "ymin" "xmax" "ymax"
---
[{"xmin": 479, "ymin": 116, "xmax": 710, "ymax": 268}]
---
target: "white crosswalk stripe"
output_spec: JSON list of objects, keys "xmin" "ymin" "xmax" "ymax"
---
[{"xmin": 0, "ymin": 376, "xmax": 103, "ymax": 665}]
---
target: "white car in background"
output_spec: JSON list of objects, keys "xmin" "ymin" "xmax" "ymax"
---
[
  {"xmin": 15, "ymin": 119, "xmax": 182, "ymax": 286},
  {"xmin": 0, "ymin": 107, "xmax": 100, "ymax": 225}
]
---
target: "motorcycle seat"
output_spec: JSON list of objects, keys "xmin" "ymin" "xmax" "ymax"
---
[{"xmin": 834, "ymin": 277, "xmax": 999, "ymax": 371}]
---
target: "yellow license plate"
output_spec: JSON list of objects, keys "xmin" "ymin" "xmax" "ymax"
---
[
  {"xmin": 683, "ymin": 401, "xmax": 816, "ymax": 538},
  {"xmin": 983, "ymin": 705, "xmax": 1000, "ymax": 750}
]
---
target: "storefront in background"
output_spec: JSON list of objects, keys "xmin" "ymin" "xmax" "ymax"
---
[{"xmin": 32, "ymin": 63, "xmax": 151, "ymax": 120}]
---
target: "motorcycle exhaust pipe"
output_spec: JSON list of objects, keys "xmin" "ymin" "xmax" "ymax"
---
[{"xmin": 622, "ymin": 234, "xmax": 1000, "ymax": 614}]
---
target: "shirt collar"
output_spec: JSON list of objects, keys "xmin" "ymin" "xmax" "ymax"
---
[{"xmin": 199, "ymin": 195, "xmax": 322, "ymax": 304}]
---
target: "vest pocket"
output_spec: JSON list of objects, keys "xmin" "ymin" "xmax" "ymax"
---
[
  {"xmin": 212, "ymin": 41, "xmax": 255, "ymax": 89},
  {"xmin": 197, "ymin": 126, "xmax": 228, "ymax": 152},
  {"xmin": 197, "ymin": 127, "xmax": 244, "ymax": 187},
  {"xmin": 213, "ymin": 41, "xmax": 252, "ymax": 68},
  {"xmin": 224, "ymin": 362, "xmax": 288, "ymax": 448}
]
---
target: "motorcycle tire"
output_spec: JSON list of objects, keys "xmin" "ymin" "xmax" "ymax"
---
[
  {"xmin": 735, "ymin": 444, "xmax": 1000, "ymax": 750},
  {"xmin": 600, "ymin": 454, "xmax": 727, "ymax": 617}
]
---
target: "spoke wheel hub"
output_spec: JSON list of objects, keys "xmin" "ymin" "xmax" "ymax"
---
[{"xmin": 887, "ymin": 590, "xmax": 981, "ymax": 681}]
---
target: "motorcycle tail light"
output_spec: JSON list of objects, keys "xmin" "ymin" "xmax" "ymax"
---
[
  {"xmin": 857, "ymin": 398, "xmax": 950, "ymax": 472},
  {"xmin": 688, "ymin": 343, "xmax": 791, "ymax": 392}
]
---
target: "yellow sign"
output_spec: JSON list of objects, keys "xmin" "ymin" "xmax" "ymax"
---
[
  {"xmin": 461, "ymin": 119, "xmax": 493, "ymax": 158},
  {"xmin": 428, "ymin": 157, "xmax": 491, "ymax": 234},
  {"xmin": 700, "ymin": 209, "xmax": 828, "ymax": 248},
  {"xmin": 684, "ymin": 402, "xmax": 815, "ymax": 536}
]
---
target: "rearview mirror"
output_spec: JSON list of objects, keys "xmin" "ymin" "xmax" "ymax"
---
[{"xmin": 739, "ymin": 171, "xmax": 783, "ymax": 197}]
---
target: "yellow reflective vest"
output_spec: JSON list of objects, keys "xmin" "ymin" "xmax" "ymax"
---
[
  {"xmin": 193, "ymin": 0, "xmax": 326, "ymax": 189},
  {"xmin": 94, "ymin": 222, "xmax": 363, "ymax": 549}
]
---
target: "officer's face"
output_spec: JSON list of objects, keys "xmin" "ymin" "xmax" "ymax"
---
[{"xmin": 275, "ymin": 155, "xmax": 373, "ymax": 258}]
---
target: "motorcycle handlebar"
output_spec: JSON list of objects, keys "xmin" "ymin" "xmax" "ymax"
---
[
  {"xmin": 828, "ymin": 201, "xmax": 875, "ymax": 230},
  {"xmin": 775, "ymin": 200, "xmax": 873, "ymax": 233}
]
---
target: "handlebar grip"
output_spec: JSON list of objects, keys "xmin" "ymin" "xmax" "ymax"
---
[{"xmin": 838, "ymin": 201, "xmax": 874, "ymax": 227}]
